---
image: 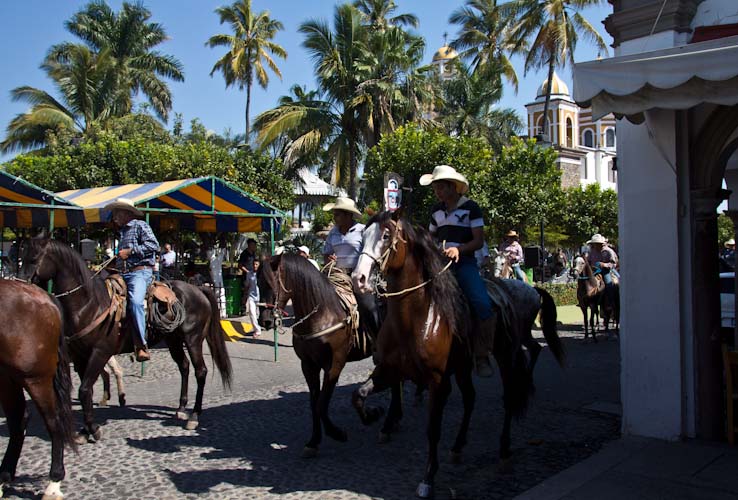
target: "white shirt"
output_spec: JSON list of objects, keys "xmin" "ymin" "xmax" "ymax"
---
[
  {"xmin": 323, "ymin": 222, "xmax": 365, "ymax": 271},
  {"xmin": 161, "ymin": 250, "xmax": 177, "ymax": 267}
]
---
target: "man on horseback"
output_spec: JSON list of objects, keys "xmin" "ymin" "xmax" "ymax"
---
[
  {"xmin": 420, "ymin": 165, "xmax": 495, "ymax": 377},
  {"xmin": 105, "ymin": 198, "xmax": 160, "ymax": 362},
  {"xmin": 322, "ymin": 197, "xmax": 381, "ymax": 336},
  {"xmin": 586, "ymin": 233, "xmax": 619, "ymax": 286},
  {"xmin": 500, "ymin": 230, "xmax": 526, "ymax": 281}
]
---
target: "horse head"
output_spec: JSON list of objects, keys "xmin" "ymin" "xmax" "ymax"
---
[
  {"xmin": 352, "ymin": 210, "xmax": 407, "ymax": 294},
  {"xmin": 18, "ymin": 237, "xmax": 56, "ymax": 284}
]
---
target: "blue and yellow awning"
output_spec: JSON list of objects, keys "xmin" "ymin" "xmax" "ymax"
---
[
  {"xmin": 0, "ymin": 170, "xmax": 85, "ymax": 228},
  {"xmin": 56, "ymin": 176, "xmax": 284, "ymax": 233}
]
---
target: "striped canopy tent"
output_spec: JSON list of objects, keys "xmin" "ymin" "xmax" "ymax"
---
[
  {"xmin": 0, "ymin": 170, "xmax": 84, "ymax": 229},
  {"xmin": 56, "ymin": 176, "xmax": 284, "ymax": 236}
]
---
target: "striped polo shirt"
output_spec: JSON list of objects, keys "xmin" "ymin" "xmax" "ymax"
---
[
  {"xmin": 323, "ymin": 222, "xmax": 366, "ymax": 270},
  {"xmin": 429, "ymin": 197, "xmax": 484, "ymax": 248}
]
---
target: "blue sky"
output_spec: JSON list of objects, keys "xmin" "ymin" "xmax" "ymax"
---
[{"xmin": 0, "ymin": 0, "xmax": 613, "ymax": 161}]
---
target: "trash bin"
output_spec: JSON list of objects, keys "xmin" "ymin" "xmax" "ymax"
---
[
  {"xmin": 525, "ymin": 267, "xmax": 534, "ymax": 283},
  {"xmin": 224, "ymin": 277, "xmax": 242, "ymax": 317}
]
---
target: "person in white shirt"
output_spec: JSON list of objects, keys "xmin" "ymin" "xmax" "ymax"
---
[
  {"xmin": 160, "ymin": 243, "xmax": 177, "ymax": 268},
  {"xmin": 298, "ymin": 245, "xmax": 321, "ymax": 270}
]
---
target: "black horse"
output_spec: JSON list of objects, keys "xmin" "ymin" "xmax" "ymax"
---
[{"xmin": 20, "ymin": 238, "xmax": 232, "ymax": 441}]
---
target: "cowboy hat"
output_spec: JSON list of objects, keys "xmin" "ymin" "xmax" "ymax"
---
[
  {"xmin": 726, "ymin": 239, "xmax": 736, "ymax": 247},
  {"xmin": 419, "ymin": 165, "xmax": 469, "ymax": 194},
  {"xmin": 505, "ymin": 230, "xmax": 519, "ymax": 238},
  {"xmin": 297, "ymin": 245, "xmax": 310, "ymax": 256},
  {"xmin": 323, "ymin": 197, "xmax": 361, "ymax": 216},
  {"xmin": 587, "ymin": 233, "xmax": 607, "ymax": 245},
  {"xmin": 104, "ymin": 197, "xmax": 143, "ymax": 218}
]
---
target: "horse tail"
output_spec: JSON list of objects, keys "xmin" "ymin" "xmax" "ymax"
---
[
  {"xmin": 200, "ymin": 286, "xmax": 233, "ymax": 390},
  {"xmin": 534, "ymin": 287, "xmax": 566, "ymax": 367},
  {"xmin": 51, "ymin": 297, "xmax": 78, "ymax": 452},
  {"xmin": 506, "ymin": 348, "xmax": 535, "ymax": 419}
]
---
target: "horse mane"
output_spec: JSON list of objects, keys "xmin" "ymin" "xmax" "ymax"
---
[
  {"xmin": 279, "ymin": 253, "xmax": 345, "ymax": 319},
  {"xmin": 44, "ymin": 239, "xmax": 109, "ymax": 302},
  {"xmin": 369, "ymin": 212, "xmax": 468, "ymax": 337}
]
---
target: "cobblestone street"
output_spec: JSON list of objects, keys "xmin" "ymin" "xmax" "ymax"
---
[{"xmin": 0, "ymin": 327, "xmax": 620, "ymax": 499}]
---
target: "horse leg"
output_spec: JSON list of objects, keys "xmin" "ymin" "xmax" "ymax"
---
[
  {"xmin": 25, "ymin": 378, "xmax": 66, "ymax": 500},
  {"xmin": 319, "ymin": 364, "xmax": 348, "ymax": 444},
  {"xmin": 580, "ymin": 305, "xmax": 589, "ymax": 340},
  {"xmin": 450, "ymin": 365, "xmax": 475, "ymax": 464},
  {"xmin": 379, "ymin": 382, "xmax": 404, "ymax": 441},
  {"xmin": 589, "ymin": 306, "xmax": 598, "ymax": 343},
  {"xmin": 77, "ymin": 350, "xmax": 109, "ymax": 443},
  {"xmin": 300, "ymin": 360, "xmax": 322, "ymax": 458},
  {"xmin": 108, "ymin": 356, "xmax": 126, "ymax": 407},
  {"xmin": 352, "ymin": 368, "xmax": 390, "ymax": 426},
  {"xmin": 165, "ymin": 337, "xmax": 190, "ymax": 422},
  {"xmin": 0, "ymin": 377, "xmax": 26, "ymax": 490},
  {"xmin": 99, "ymin": 366, "xmax": 111, "ymax": 407},
  {"xmin": 523, "ymin": 337, "xmax": 542, "ymax": 375},
  {"xmin": 183, "ymin": 337, "xmax": 207, "ymax": 431},
  {"xmin": 416, "ymin": 375, "xmax": 452, "ymax": 499}
]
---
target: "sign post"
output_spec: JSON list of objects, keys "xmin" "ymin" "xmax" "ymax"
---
[{"xmin": 383, "ymin": 173, "xmax": 403, "ymax": 212}]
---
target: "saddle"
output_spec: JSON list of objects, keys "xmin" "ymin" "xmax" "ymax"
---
[
  {"xmin": 322, "ymin": 263, "xmax": 368, "ymax": 355},
  {"xmin": 146, "ymin": 281, "xmax": 185, "ymax": 332}
]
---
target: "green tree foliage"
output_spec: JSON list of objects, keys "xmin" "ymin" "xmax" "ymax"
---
[
  {"xmin": 718, "ymin": 213, "xmax": 734, "ymax": 248},
  {"xmin": 363, "ymin": 127, "xmax": 560, "ymax": 241},
  {"xmin": 3, "ymin": 117, "xmax": 294, "ymax": 210},
  {"xmin": 207, "ymin": 0, "xmax": 287, "ymax": 140},
  {"xmin": 559, "ymin": 183, "xmax": 618, "ymax": 247}
]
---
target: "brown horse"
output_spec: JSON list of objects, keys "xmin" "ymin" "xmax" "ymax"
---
[
  {"xmin": 20, "ymin": 238, "xmax": 232, "ymax": 441},
  {"xmin": 351, "ymin": 212, "xmax": 564, "ymax": 498},
  {"xmin": 601, "ymin": 278, "xmax": 620, "ymax": 334},
  {"xmin": 0, "ymin": 280, "xmax": 76, "ymax": 500},
  {"xmin": 265, "ymin": 253, "xmax": 402, "ymax": 457},
  {"xmin": 577, "ymin": 258, "xmax": 605, "ymax": 342}
]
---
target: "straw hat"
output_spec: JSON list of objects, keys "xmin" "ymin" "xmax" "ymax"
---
[
  {"xmin": 103, "ymin": 197, "xmax": 143, "ymax": 218},
  {"xmin": 725, "ymin": 239, "xmax": 735, "ymax": 248},
  {"xmin": 505, "ymin": 230, "xmax": 519, "ymax": 239},
  {"xmin": 587, "ymin": 233, "xmax": 607, "ymax": 245},
  {"xmin": 297, "ymin": 245, "xmax": 310, "ymax": 256},
  {"xmin": 419, "ymin": 165, "xmax": 469, "ymax": 194},
  {"xmin": 323, "ymin": 197, "xmax": 361, "ymax": 216}
]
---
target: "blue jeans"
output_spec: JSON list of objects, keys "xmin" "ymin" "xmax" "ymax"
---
[
  {"xmin": 512, "ymin": 263, "xmax": 526, "ymax": 281},
  {"xmin": 454, "ymin": 256, "xmax": 493, "ymax": 320},
  {"xmin": 123, "ymin": 268, "xmax": 153, "ymax": 346},
  {"xmin": 603, "ymin": 268, "xmax": 620, "ymax": 285}
]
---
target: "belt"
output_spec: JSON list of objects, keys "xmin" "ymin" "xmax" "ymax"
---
[{"xmin": 129, "ymin": 265, "xmax": 153, "ymax": 272}]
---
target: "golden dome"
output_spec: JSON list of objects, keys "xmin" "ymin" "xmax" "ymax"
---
[
  {"xmin": 536, "ymin": 71, "xmax": 570, "ymax": 98},
  {"xmin": 432, "ymin": 46, "xmax": 458, "ymax": 62}
]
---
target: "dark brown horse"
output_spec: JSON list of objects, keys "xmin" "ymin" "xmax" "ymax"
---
[
  {"xmin": 351, "ymin": 212, "xmax": 564, "ymax": 498},
  {"xmin": 0, "ymin": 280, "xmax": 76, "ymax": 500},
  {"xmin": 601, "ymin": 278, "xmax": 620, "ymax": 334},
  {"xmin": 577, "ymin": 258, "xmax": 605, "ymax": 342},
  {"xmin": 265, "ymin": 253, "xmax": 401, "ymax": 457},
  {"xmin": 20, "ymin": 238, "xmax": 232, "ymax": 441}
]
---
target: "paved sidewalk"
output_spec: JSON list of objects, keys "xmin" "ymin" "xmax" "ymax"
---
[{"xmin": 515, "ymin": 436, "xmax": 738, "ymax": 500}]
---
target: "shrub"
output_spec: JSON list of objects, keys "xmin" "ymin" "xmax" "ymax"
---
[{"xmin": 535, "ymin": 281, "xmax": 578, "ymax": 306}]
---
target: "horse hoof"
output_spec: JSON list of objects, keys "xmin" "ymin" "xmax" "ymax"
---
[
  {"xmin": 98, "ymin": 399, "xmax": 109, "ymax": 407},
  {"xmin": 301, "ymin": 446, "xmax": 318, "ymax": 459},
  {"xmin": 449, "ymin": 450, "xmax": 462, "ymax": 464},
  {"xmin": 185, "ymin": 417, "xmax": 199, "ymax": 431},
  {"xmin": 74, "ymin": 433, "xmax": 88, "ymax": 446},
  {"xmin": 92, "ymin": 428, "xmax": 102, "ymax": 442},
  {"xmin": 41, "ymin": 495, "xmax": 63, "ymax": 500},
  {"xmin": 415, "ymin": 481, "xmax": 433, "ymax": 498},
  {"xmin": 118, "ymin": 394, "xmax": 126, "ymax": 407},
  {"xmin": 378, "ymin": 432, "xmax": 390, "ymax": 444},
  {"xmin": 41, "ymin": 481, "xmax": 64, "ymax": 500},
  {"xmin": 176, "ymin": 410, "xmax": 189, "ymax": 421}
]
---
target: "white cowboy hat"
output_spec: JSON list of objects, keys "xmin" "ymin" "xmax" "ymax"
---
[
  {"xmin": 273, "ymin": 245, "xmax": 285, "ymax": 256},
  {"xmin": 297, "ymin": 245, "xmax": 310, "ymax": 256},
  {"xmin": 505, "ymin": 230, "xmax": 519, "ymax": 238},
  {"xmin": 323, "ymin": 197, "xmax": 361, "ymax": 216},
  {"xmin": 419, "ymin": 165, "xmax": 469, "ymax": 194},
  {"xmin": 587, "ymin": 233, "xmax": 607, "ymax": 245},
  {"xmin": 725, "ymin": 239, "xmax": 735, "ymax": 247},
  {"xmin": 103, "ymin": 197, "xmax": 143, "ymax": 218}
]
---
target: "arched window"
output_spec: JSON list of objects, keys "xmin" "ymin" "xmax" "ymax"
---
[
  {"xmin": 566, "ymin": 118, "xmax": 573, "ymax": 148},
  {"xmin": 583, "ymin": 130, "xmax": 594, "ymax": 148},
  {"xmin": 536, "ymin": 113, "xmax": 554, "ymax": 142},
  {"xmin": 605, "ymin": 128, "xmax": 615, "ymax": 148}
]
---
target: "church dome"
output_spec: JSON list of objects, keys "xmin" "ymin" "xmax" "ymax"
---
[
  {"xmin": 432, "ymin": 46, "xmax": 458, "ymax": 62},
  {"xmin": 536, "ymin": 71, "xmax": 570, "ymax": 98}
]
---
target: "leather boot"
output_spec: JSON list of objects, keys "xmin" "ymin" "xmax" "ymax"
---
[
  {"xmin": 135, "ymin": 346, "xmax": 150, "ymax": 362},
  {"xmin": 474, "ymin": 316, "xmax": 497, "ymax": 377}
]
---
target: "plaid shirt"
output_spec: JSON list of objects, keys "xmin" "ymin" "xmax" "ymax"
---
[{"xmin": 117, "ymin": 219, "xmax": 159, "ymax": 269}]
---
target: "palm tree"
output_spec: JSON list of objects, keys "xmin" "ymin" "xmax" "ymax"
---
[
  {"xmin": 1, "ymin": 44, "xmax": 116, "ymax": 153},
  {"xmin": 255, "ymin": 5, "xmax": 369, "ymax": 196},
  {"xmin": 353, "ymin": 0, "xmax": 419, "ymax": 29},
  {"xmin": 63, "ymin": 1, "xmax": 184, "ymax": 121},
  {"xmin": 449, "ymin": 0, "xmax": 521, "ymax": 92},
  {"xmin": 505, "ymin": 0, "xmax": 607, "ymax": 142},
  {"xmin": 207, "ymin": 0, "xmax": 287, "ymax": 140}
]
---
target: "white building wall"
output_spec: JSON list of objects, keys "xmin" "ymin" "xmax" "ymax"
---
[{"xmin": 618, "ymin": 111, "xmax": 684, "ymax": 440}]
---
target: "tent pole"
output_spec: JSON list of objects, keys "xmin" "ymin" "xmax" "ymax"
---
[
  {"xmin": 270, "ymin": 217, "xmax": 278, "ymax": 362},
  {"xmin": 48, "ymin": 202, "xmax": 55, "ymax": 293},
  {"xmin": 1, "ymin": 226, "xmax": 4, "ymax": 276}
]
